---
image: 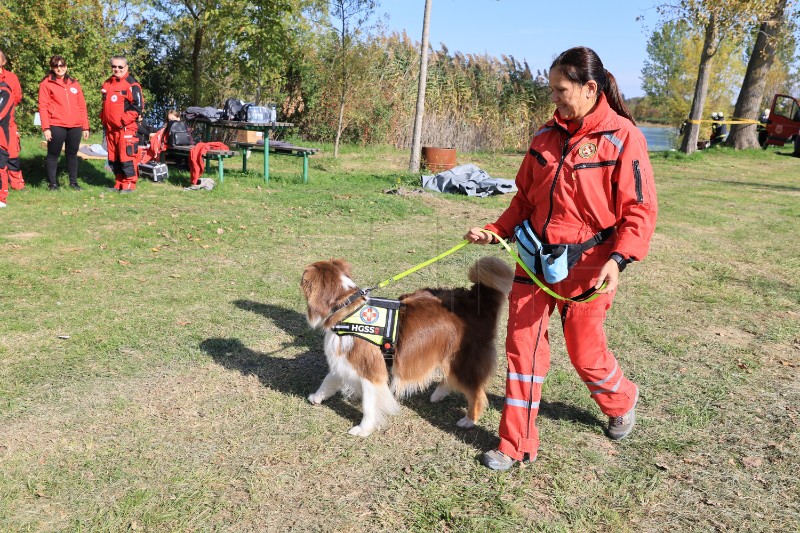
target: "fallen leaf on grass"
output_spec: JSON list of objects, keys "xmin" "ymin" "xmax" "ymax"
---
[
  {"xmin": 742, "ymin": 456, "xmax": 763, "ymax": 469},
  {"xmin": 217, "ymin": 228, "xmax": 225, "ymax": 235},
  {"xmin": 118, "ymin": 260, "xmax": 130, "ymax": 266},
  {"xmin": 655, "ymin": 463, "xmax": 669, "ymax": 471},
  {"xmin": 178, "ymin": 321, "xmax": 191, "ymax": 326},
  {"xmin": 780, "ymin": 360, "xmax": 795, "ymax": 367},
  {"xmin": 151, "ymin": 247, "xmax": 161, "ymax": 252}
]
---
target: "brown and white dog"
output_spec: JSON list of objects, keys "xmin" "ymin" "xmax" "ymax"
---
[{"xmin": 300, "ymin": 256, "xmax": 513, "ymax": 437}]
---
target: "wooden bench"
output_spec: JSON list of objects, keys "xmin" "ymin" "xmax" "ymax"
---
[
  {"xmin": 233, "ymin": 141, "xmax": 319, "ymax": 183},
  {"xmin": 162, "ymin": 146, "xmax": 238, "ymax": 183}
]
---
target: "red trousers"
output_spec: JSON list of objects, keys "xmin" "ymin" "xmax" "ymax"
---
[
  {"xmin": 497, "ymin": 245, "xmax": 638, "ymax": 461},
  {"xmin": 0, "ymin": 148, "xmax": 9, "ymax": 203},
  {"xmin": 106, "ymin": 128, "xmax": 139, "ymax": 190},
  {"xmin": 7, "ymin": 121, "xmax": 23, "ymax": 189}
]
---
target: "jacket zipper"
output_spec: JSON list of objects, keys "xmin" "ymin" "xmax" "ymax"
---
[
  {"xmin": 541, "ymin": 133, "xmax": 573, "ymax": 242},
  {"xmin": 573, "ymin": 160, "xmax": 617, "ymax": 170},
  {"xmin": 633, "ymin": 160, "xmax": 643, "ymax": 203}
]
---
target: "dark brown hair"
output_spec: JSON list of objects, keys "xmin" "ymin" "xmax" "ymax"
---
[
  {"xmin": 49, "ymin": 55, "xmax": 66, "ymax": 69},
  {"xmin": 550, "ymin": 46, "xmax": 635, "ymax": 125}
]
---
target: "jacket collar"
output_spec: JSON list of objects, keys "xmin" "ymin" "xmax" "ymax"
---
[
  {"xmin": 48, "ymin": 73, "xmax": 74, "ymax": 83},
  {"xmin": 546, "ymin": 93, "xmax": 621, "ymax": 136}
]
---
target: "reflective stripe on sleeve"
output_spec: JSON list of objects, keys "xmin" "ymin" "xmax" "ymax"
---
[{"xmin": 603, "ymin": 132, "xmax": 624, "ymax": 154}]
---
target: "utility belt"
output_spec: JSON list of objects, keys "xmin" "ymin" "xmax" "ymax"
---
[
  {"xmin": 513, "ymin": 220, "xmax": 614, "ymax": 284},
  {"xmin": 332, "ymin": 297, "xmax": 401, "ymax": 364}
]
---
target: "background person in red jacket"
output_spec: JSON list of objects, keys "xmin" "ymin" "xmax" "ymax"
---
[
  {"xmin": 0, "ymin": 77, "xmax": 15, "ymax": 207},
  {"xmin": 38, "ymin": 55, "xmax": 90, "ymax": 190},
  {"xmin": 0, "ymin": 50, "xmax": 25, "ymax": 191},
  {"xmin": 100, "ymin": 56, "xmax": 143, "ymax": 192},
  {"xmin": 465, "ymin": 46, "xmax": 658, "ymax": 471}
]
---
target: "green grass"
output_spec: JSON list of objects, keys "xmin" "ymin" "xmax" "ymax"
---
[{"xmin": 1, "ymin": 138, "xmax": 799, "ymax": 531}]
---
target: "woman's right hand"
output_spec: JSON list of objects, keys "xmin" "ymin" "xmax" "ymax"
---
[
  {"xmin": 43, "ymin": 129, "xmax": 52, "ymax": 142},
  {"xmin": 465, "ymin": 227, "xmax": 494, "ymax": 244}
]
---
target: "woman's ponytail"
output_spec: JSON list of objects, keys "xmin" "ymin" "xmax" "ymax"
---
[{"xmin": 603, "ymin": 69, "xmax": 636, "ymax": 125}]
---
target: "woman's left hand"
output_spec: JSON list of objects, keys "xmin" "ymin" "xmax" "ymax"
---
[
  {"xmin": 82, "ymin": 130, "xmax": 89, "ymax": 140},
  {"xmin": 594, "ymin": 259, "xmax": 620, "ymax": 294}
]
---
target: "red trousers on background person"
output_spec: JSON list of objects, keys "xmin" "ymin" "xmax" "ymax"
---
[
  {"xmin": 0, "ymin": 151, "xmax": 9, "ymax": 204},
  {"xmin": 497, "ymin": 246, "xmax": 639, "ymax": 461},
  {"xmin": 106, "ymin": 128, "xmax": 139, "ymax": 190},
  {"xmin": 6, "ymin": 123, "xmax": 23, "ymax": 190}
]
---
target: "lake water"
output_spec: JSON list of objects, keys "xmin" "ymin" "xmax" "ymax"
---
[{"xmin": 640, "ymin": 125, "xmax": 678, "ymax": 151}]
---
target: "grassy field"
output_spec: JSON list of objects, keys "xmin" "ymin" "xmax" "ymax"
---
[{"xmin": 1, "ymin": 137, "xmax": 799, "ymax": 532}]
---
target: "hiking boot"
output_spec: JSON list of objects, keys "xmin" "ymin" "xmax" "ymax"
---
[
  {"xmin": 0, "ymin": 201, "xmax": 6, "ymax": 208},
  {"xmin": 106, "ymin": 187, "xmax": 120, "ymax": 192},
  {"xmin": 69, "ymin": 183, "xmax": 83, "ymax": 191},
  {"xmin": 481, "ymin": 449, "xmax": 535, "ymax": 471},
  {"xmin": 48, "ymin": 183, "xmax": 60, "ymax": 191},
  {"xmin": 608, "ymin": 387, "xmax": 639, "ymax": 440},
  {"xmin": 119, "ymin": 189, "xmax": 135, "ymax": 194}
]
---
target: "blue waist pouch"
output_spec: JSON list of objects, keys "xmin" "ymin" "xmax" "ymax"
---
[
  {"xmin": 514, "ymin": 221, "xmax": 614, "ymax": 284},
  {"xmin": 514, "ymin": 221, "xmax": 570, "ymax": 283}
]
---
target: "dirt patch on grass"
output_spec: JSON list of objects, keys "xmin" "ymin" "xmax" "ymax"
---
[{"xmin": 4, "ymin": 231, "xmax": 43, "ymax": 240}]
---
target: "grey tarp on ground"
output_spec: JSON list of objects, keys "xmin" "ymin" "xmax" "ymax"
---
[{"xmin": 420, "ymin": 164, "xmax": 517, "ymax": 197}]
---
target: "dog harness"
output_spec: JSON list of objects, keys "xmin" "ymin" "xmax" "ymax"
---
[{"xmin": 332, "ymin": 296, "xmax": 401, "ymax": 363}]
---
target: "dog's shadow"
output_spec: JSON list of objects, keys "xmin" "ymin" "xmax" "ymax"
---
[
  {"xmin": 200, "ymin": 301, "xmax": 365, "ymax": 426},
  {"xmin": 203, "ymin": 299, "xmax": 602, "ymax": 450}
]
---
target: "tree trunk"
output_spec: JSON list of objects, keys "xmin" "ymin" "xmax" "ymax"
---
[
  {"xmin": 680, "ymin": 14, "xmax": 719, "ymax": 155},
  {"xmin": 727, "ymin": 0, "xmax": 787, "ymax": 149},
  {"xmin": 408, "ymin": 0, "xmax": 432, "ymax": 173},
  {"xmin": 334, "ymin": 91, "xmax": 345, "ymax": 158},
  {"xmin": 334, "ymin": 13, "xmax": 347, "ymax": 159},
  {"xmin": 191, "ymin": 24, "xmax": 204, "ymax": 106}
]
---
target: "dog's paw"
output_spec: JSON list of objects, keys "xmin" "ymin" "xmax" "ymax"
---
[
  {"xmin": 456, "ymin": 416, "xmax": 476, "ymax": 429},
  {"xmin": 307, "ymin": 393, "xmax": 324, "ymax": 405},
  {"xmin": 348, "ymin": 424, "xmax": 373, "ymax": 437},
  {"xmin": 430, "ymin": 385, "xmax": 450, "ymax": 403}
]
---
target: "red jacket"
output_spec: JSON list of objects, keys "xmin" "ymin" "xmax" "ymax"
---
[
  {"xmin": 189, "ymin": 141, "xmax": 229, "ymax": 184},
  {"xmin": 0, "ymin": 70, "xmax": 22, "ymax": 107},
  {"xmin": 0, "ymin": 81, "xmax": 14, "ymax": 150},
  {"xmin": 100, "ymin": 74, "xmax": 143, "ymax": 131},
  {"xmin": 486, "ymin": 94, "xmax": 657, "ymax": 263},
  {"xmin": 38, "ymin": 74, "xmax": 89, "ymax": 130}
]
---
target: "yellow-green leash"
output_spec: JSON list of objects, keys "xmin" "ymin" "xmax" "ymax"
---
[
  {"xmin": 369, "ymin": 239, "xmax": 470, "ymax": 291},
  {"xmin": 367, "ymin": 232, "xmax": 603, "ymax": 303},
  {"xmin": 482, "ymin": 229, "xmax": 604, "ymax": 302}
]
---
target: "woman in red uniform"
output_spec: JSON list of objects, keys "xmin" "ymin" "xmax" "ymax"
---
[
  {"xmin": 465, "ymin": 46, "xmax": 658, "ymax": 470},
  {"xmin": 38, "ymin": 55, "xmax": 90, "ymax": 190},
  {"xmin": 0, "ymin": 74, "xmax": 14, "ymax": 207},
  {"xmin": 0, "ymin": 50, "xmax": 24, "ymax": 191}
]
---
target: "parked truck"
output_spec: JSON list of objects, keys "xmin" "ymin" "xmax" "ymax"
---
[{"xmin": 761, "ymin": 94, "xmax": 800, "ymax": 155}]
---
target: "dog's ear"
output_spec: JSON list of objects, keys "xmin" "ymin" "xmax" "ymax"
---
[
  {"xmin": 331, "ymin": 258, "xmax": 352, "ymax": 277},
  {"xmin": 300, "ymin": 265, "xmax": 318, "ymax": 298}
]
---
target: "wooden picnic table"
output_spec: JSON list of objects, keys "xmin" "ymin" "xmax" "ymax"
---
[{"xmin": 188, "ymin": 119, "xmax": 295, "ymax": 183}]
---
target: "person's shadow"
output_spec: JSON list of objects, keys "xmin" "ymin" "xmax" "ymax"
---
[
  {"xmin": 21, "ymin": 152, "xmax": 114, "ymax": 188},
  {"xmin": 201, "ymin": 299, "xmax": 603, "ymax": 452}
]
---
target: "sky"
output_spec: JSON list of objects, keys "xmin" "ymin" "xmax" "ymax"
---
[{"xmin": 376, "ymin": 0, "xmax": 662, "ymax": 98}]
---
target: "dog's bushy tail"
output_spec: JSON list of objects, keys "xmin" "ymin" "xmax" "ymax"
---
[{"xmin": 469, "ymin": 256, "xmax": 514, "ymax": 294}]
